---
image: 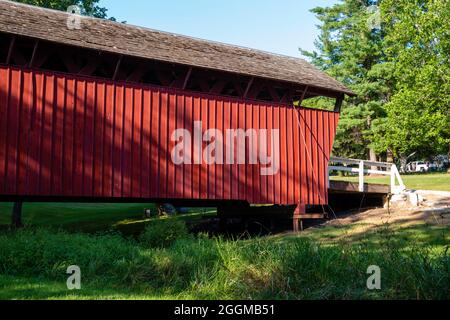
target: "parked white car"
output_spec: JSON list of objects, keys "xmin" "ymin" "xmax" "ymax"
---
[{"xmin": 405, "ymin": 161, "xmax": 430, "ymax": 173}]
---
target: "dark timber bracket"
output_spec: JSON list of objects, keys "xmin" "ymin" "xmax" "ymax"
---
[
  {"xmin": 28, "ymin": 40, "xmax": 39, "ymax": 68},
  {"xmin": 243, "ymin": 77, "xmax": 254, "ymax": 98},
  {"xmin": 182, "ymin": 67, "xmax": 192, "ymax": 90},
  {"xmin": 78, "ymin": 53, "xmax": 101, "ymax": 76},
  {"xmin": 298, "ymin": 85, "xmax": 309, "ymax": 107},
  {"xmin": 127, "ymin": 63, "xmax": 148, "ymax": 82},
  {"xmin": 334, "ymin": 95, "xmax": 344, "ymax": 113},
  {"xmin": 31, "ymin": 45, "xmax": 53, "ymax": 69},
  {"xmin": 6, "ymin": 35, "xmax": 15, "ymax": 64},
  {"xmin": 112, "ymin": 55, "xmax": 123, "ymax": 81},
  {"xmin": 11, "ymin": 202, "xmax": 23, "ymax": 229},
  {"xmin": 0, "ymin": 32, "xmax": 353, "ymax": 106},
  {"xmin": 209, "ymin": 80, "xmax": 227, "ymax": 95}
]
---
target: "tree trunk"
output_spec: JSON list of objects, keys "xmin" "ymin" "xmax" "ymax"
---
[
  {"xmin": 448, "ymin": 142, "xmax": 450, "ymax": 161},
  {"xmin": 11, "ymin": 202, "xmax": 23, "ymax": 229},
  {"xmin": 448, "ymin": 143, "xmax": 450, "ymax": 173},
  {"xmin": 399, "ymin": 156, "xmax": 408, "ymax": 174},
  {"xmin": 386, "ymin": 149, "xmax": 394, "ymax": 163},
  {"xmin": 369, "ymin": 148, "xmax": 378, "ymax": 173}
]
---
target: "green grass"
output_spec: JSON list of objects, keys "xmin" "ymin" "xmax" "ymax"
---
[
  {"xmin": 0, "ymin": 275, "xmax": 175, "ymax": 300},
  {"xmin": 0, "ymin": 202, "xmax": 154, "ymax": 233},
  {"xmin": 297, "ymin": 221, "xmax": 449, "ymax": 252},
  {"xmin": 0, "ymin": 192, "xmax": 448, "ymax": 300},
  {"xmin": 0, "ymin": 202, "xmax": 215, "ymax": 234},
  {"xmin": 331, "ymin": 173, "xmax": 450, "ymax": 191},
  {"xmin": 0, "ymin": 225, "xmax": 448, "ymax": 300}
]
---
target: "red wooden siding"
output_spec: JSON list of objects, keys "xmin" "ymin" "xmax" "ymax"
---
[{"xmin": 0, "ymin": 66, "xmax": 339, "ymax": 205}]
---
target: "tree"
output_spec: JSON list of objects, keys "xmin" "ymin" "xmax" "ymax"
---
[
  {"xmin": 11, "ymin": 0, "xmax": 114, "ymax": 19},
  {"xmin": 301, "ymin": 0, "xmax": 390, "ymax": 160},
  {"xmin": 304, "ymin": 0, "xmax": 449, "ymax": 164},
  {"xmin": 372, "ymin": 0, "xmax": 450, "ymax": 163}
]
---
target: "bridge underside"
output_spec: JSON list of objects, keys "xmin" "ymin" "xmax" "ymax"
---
[
  {"xmin": 215, "ymin": 181, "xmax": 390, "ymax": 232},
  {"xmin": 328, "ymin": 180, "xmax": 389, "ymax": 213}
]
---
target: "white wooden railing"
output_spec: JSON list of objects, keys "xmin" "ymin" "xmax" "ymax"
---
[{"xmin": 328, "ymin": 157, "xmax": 406, "ymax": 194}]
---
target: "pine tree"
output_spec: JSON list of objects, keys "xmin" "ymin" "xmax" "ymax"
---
[
  {"xmin": 12, "ymin": 0, "xmax": 114, "ymax": 19},
  {"xmin": 301, "ymin": 0, "xmax": 390, "ymax": 160}
]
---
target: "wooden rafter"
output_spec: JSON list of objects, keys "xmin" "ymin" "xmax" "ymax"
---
[
  {"xmin": 112, "ymin": 55, "xmax": 123, "ymax": 81},
  {"xmin": 198, "ymin": 79, "xmax": 210, "ymax": 92},
  {"xmin": 6, "ymin": 35, "xmax": 15, "ymax": 64},
  {"xmin": 28, "ymin": 40, "xmax": 39, "ymax": 68},
  {"xmin": 78, "ymin": 54, "xmax": 100, "ymax": 76},
  {"xmin": 298, "ymin": 86, "xmax": 309, "ymax": 107},
  {"xmin": 267, "ymin": 86, "xmax": 280, "ymax": 102},
  {"xmin": 0, "ymin": 32, "xmax": 349, "ymax": 104},
  {"xmin": 60, "ymin": 52, "xmax": 81, "ymax": 74},
  {"xmin": 243, "ymin": 77, "xmax": 254, "ymax": 98},
  {"xmin": 233, "ymin": 82, "xmax": 244, "ymax": 96},
  {"xmin": 156, "ymin": 70, "xmax": 172, "ymax": 86},
  {"xmin": 280, "ymin": 88, "xmax": 294, "ymax": 104},
  {"xmin": 182, "ymin": 67, "xmax": 192, "ymax": 90},
  {"xmin": 127, "ymin": 65, "xmax": 147, "ymax": 82},
  {"xmin": 209, "ymin": 80, "xmax": 227, "ymax": 95},
  {"xmin": 31, "ymin": 46, "xmax": 52, "ymax": 68},
  {"xmin": 10, "ymin": 47, "xmax": 27, "ymax": 66},
  {"xmin": 170, "ymin": 67, "xmax": 192, "ymax": 89},
  {"xmin": 246, "ymin": 80, "xmax": 264, "ymax": 100}
]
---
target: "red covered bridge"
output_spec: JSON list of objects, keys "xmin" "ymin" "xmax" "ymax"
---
[{"xmin": 0, "ymin": 1, "xmax": 354, "ymax": 229}]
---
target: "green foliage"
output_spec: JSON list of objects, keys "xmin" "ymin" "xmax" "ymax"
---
[
  {"xmin": 0, "ymin": 227, "xmax": 448, "ymax": 299},
  {"xmin": 138, "ymin": 219, "xmax": 190, "ymax": 249},
  {"xmin": 11, "ymin": 0, "xmax": 114, "ymax": 19},
  {"xmin": 302, "ymin": 0, "xmax": 390, "ymax": 159},
  {"xmin": 303, "ymin": 0, "xmax": 449, "ymax": 161},
  {"xmin": 0, "ymin": 229, "xmax": 138, "ymax": 282},
  {"xmin": 372, "ymin": 0, "xmax": 450, "ymax": 159}
]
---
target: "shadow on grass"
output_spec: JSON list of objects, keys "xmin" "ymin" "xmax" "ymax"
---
[
  {"xmin": 0, "ymin": 275, "xmax": 173, "ymax": 300},
  {"xmin": 290, "ymin": 219, "xmax": 449, "ymax": 251}
]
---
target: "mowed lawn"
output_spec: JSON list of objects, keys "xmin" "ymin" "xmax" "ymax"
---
[
  {"xmin": 0, "ymin": 202, "xmax": 215, "ymax": 234},
  {"xmin": 331, "ymin": 173, "xmax": 450, "ymax": 191},
  {"xmin": 0, "ymin": 203, "xmax": 155, "ymax": 233}
]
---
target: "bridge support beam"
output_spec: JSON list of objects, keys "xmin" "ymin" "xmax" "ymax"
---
[
  {"xmin": 11, "ymin": 201, "xmax": 23, "ymax": 229},
  {"xmin": 293, "ymin": 203, "xmax": 306, "ymax": 232}
]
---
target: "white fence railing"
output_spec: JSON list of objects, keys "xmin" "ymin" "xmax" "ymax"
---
[{"xmin": 328, "ymin": 157, "xmax": 406, "ymax": 194}]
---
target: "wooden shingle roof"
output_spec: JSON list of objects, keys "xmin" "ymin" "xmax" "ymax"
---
[{"xmin": 0, "ymin": 0, "xmax": 355, "ymax": 97}]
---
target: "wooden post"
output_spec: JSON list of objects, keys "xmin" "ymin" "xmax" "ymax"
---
[
  {"xmin": 293, "ymin": 203, "xmax": 306, "ymax": 232},
  {"xmin": 359, "ymin": 160, "xmax": 365, "ymax": 192},
  {"xmin": 334, "ymin": 96, "xmax": 343, "ymax": 113},
  {"xmin": 11, "ymin": 202, "xmax": 23, "ymax": 229}
]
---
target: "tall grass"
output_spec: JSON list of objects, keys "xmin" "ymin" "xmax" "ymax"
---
[{"xmin": 0, "ymin": 220, "xmax": 448, "ymax": 300}]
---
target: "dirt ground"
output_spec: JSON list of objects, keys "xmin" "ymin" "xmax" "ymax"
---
[{"xmin": 307, "ymin": 191, "xmax": 450, "ymax": 241}]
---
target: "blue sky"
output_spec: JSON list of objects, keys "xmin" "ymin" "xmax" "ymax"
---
[{"xmin": 99, "ymin": 0, "xmax": 339, "ymax": 58}]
